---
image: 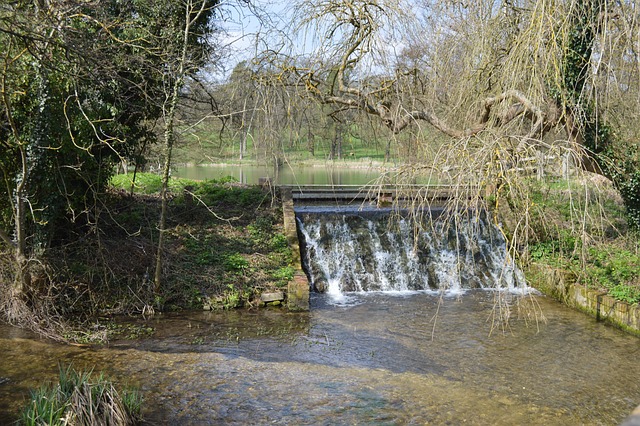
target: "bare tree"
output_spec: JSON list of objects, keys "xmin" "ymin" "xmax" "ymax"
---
[
  {"xmin": 154, "ymin": 0, "xmax": 219, "ymax": 293},
  {"xmin": 263, "ymin": 0, "xmax": 640, "ymax": 235}
]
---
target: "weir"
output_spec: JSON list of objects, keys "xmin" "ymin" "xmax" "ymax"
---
[
  {"xmin": 281, "ymin": 184, "xmax": 529, "ymax": 310},
  {"xmin": 295, "ymin": 206, "xmax": 526, "ymax": 295}
]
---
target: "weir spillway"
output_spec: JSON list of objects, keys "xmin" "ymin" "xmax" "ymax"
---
[
  {"xmin": 295, "ymin": 205, "xmax": 526, "ymax": 295},
  {"xmin": 280, "ymin": 184, "xmax": 529, "ymax": 310}
]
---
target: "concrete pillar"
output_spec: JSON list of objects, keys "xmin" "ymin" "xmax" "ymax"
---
[
  {"xmin": 288, "ymin": 272, "xmax": 310, "ymax": 311},
  {"xmin": 281, "ymin": 188, "xmax": 309, "ymax": 311}
]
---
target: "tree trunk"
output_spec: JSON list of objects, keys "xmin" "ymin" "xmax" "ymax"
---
[
  {"xmin": 2, "ymin": 75, "xmax": 31, "ymax": 303},
  {"xmin": 239, "ymin": 98, "xmax": 247, "ymax": 160},
  {"xmin": 307, "ymin": 126, "xmax": 314, "ymax": 155},
  {"xmin": 153, "ymin": 114, "xmax": 176, "ymax": 293},
  {"xmin": 13, "ymin": 146, "xmax": 29, "ymax": 299},
  {"xmin": 154, "ymin": 0, "xmax": 207, "ymax": 293},
  {"xmin": 385, "ymin": 139, "xmax": 391, "ymax": 163}
]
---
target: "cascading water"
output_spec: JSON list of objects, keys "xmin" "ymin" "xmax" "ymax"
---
[{"xmin": 296, "ymin": 207, "xmax": 526, "ymax": 294}]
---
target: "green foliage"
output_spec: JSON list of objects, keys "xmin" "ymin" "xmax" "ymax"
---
[
  {"xmin": 613, "ymin": 170, "xmax": 640, "ymax": 230},
  {"xmin": 607, "ymin": 285, "xmax": 640, "ymax": 305},
  {"xmin": 529, "ymin": 241, "xmax": 562, "ymax": 262},
  {"xmin": 223, "ymin": 253, "xmax": 249, "ymax": 272},
  {"xmin": 582, "ymin": 246, "xmax": 639, "ymax": 289},
  {"xmin": 215, "ymin": 283, "xmax": 245, "ymax": 310},
  {"xmin": 272, "ymin": 266, "xmax": 295, "ymax": 287},
  {"xmin": 249, "ymin": 216, "xmax": 273, "ymax": 234},
  {"xmin": 531, "ymin": 240, "xmax": 640, "ymax": 304},
  {"xmin": 20, "ymin": 365, "xmax": 142, "ymax": 425},
  {"xmin": 21, "ymin": 386, "xmax": 66, "ymax": 426},
  {"xmin": 270, "ymin": 233, "xmax": 290, "ymax": 253},
  {"xmin": 0, "ymin": 0, "xmax": 223, "ymax": 273},
  {"xmin": 525, "ymin": 179, "xmax": 639, "ymax": 304}
]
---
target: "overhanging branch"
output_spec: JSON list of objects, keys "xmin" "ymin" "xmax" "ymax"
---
[{"xmin": 319, "ymin": 86, "xmax": 550, "ymax": 145}]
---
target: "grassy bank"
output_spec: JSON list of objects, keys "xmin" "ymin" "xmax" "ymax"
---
[
  {"xmin": 107, "ymin": 173, "xmax": 294, "ymax": 311},
  {"xmin": 36, "ymin": 173, "xmax": 293, "ymax": 342},
  {"xmin": 513, "ymin": 178, "xmax": 640, "ymax": 304}
]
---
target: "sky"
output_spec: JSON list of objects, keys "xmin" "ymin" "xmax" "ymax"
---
[
  {"xmin": 213, "ymin": 0, "xmax": 414, "ymax": 80},
  {"xmin": 215, "ymin": 0, "xmax": 290, "ymax": 77}
]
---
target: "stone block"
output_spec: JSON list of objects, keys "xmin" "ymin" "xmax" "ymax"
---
[
  {"xmin": 287, "ymin": 273, "xmax": 310, "ymax": 311},
  {"xmin": 260, "ymin": 292, "xmax": 285, "ymax": 303}
]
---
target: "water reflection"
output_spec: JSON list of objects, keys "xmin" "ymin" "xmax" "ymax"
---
[{"xmin": 1, "ymin": 291, "xmax": 639, "ymax": 425}]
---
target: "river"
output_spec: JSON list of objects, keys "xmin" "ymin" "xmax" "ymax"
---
[{"xmin": 1, "ymin": 290, "xmax": 638, "ymax": 425}]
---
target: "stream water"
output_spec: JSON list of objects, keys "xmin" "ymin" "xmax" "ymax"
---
[{"xmin": 1, "ymin": 291, "xmax": 639, "ymax": 425}]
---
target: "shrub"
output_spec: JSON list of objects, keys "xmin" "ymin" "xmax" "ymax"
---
[
  {"xmin": 272, "ymin": 266, "xmax": 295, "ymax": 287},
  {"xmin": 223, "ymin": 253, "xmax": 249, "ymax": 272}
]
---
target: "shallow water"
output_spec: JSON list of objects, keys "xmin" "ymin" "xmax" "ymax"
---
[{"xmin": 1, "ymin": 291, "xmax": 639, "ymax": 425}]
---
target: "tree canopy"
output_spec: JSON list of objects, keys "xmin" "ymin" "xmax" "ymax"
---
[
  {"xmin": 261, "ymin": 0, "xmax": 640, "ymax": 228},
  {"xmin": 0, "ymin": 0, "xmax": 220, "ymax": 324}
]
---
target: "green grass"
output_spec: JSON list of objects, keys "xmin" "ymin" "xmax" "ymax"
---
[
  {"xmin": 525, "ymin": 179, "xmax": 640, "ymax": 304},
  {"xmin": 20, "ymin": 365, "xmax": 142, "ymax": 425},
  {"xmin": 110, "ymin": 172, "xmax": 237, "ymax": 194}
]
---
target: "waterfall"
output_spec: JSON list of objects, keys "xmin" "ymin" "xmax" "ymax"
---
[{"xmin": 296, "ymin": 207, "xmax": 526, "ymax": 294}]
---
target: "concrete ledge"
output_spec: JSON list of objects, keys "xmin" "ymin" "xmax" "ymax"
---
[
  {"xmin": 527, "ymin": 263, "xmax": 640, "ymax": 335},
  {"xmin": 281, "ymin": 188, "xmax": 301, "ymax": 269},
  {"xmin": 281, "ymin": 188, "xmax": 309, "ymax": 311}
]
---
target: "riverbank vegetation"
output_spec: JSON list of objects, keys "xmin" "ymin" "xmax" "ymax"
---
[
  {"xmin": 2, "ymin": 0, "xmax": 640, "ymax": 342},
  {"xmin": 60, "ymin": 174, "xmax": 293, "ymax": 343},
  {"xmin": 0, "ymin": 172, "xmax": 291, "ymax": 342},
  {"xmin": 521, "ymin": 179, "xmax": 640, "ymax": 304},
  {"xmin": 20, "ymin": 365, "xmax": 142, "ymax": 426}
]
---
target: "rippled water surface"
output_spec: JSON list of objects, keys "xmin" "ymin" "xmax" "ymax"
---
[{"xmin": 1, "ymin": 291, "xmax": 639, "ymax": 425}]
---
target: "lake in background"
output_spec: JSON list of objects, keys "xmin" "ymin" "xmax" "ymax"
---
[{"xmin": 173, "ymin": 163, "xmax": 394, "ymax": 186}]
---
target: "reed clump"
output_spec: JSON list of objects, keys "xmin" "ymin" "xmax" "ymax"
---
[{"xmin": 20, "ymin": 365, "xmax": 142, "ymax": 426}]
